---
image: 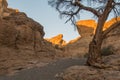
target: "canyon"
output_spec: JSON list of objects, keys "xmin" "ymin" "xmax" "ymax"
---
[{"xmin": 0, "ymin": 1, "xmax": 120, "ymax": 80}]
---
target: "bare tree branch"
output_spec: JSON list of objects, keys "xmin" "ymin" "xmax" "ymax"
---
[
  {"xmin": 113, "ymin": 7, "xmax": 119, "ymax": 17},
  {"xmin": 74, "ymin": 1, "xmax": 101, "ymax": 17},
  {"xmin": 114, "ymin": 2, "xmax": 120, "ymax": 5}
]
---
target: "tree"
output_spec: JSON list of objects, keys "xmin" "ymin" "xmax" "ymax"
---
[{"xmin": 48, "ymin": 0, "xmax": 120, "ymax": 68}]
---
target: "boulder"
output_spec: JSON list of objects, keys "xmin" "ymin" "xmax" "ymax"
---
[{"xmin": 56, "ymin": 54, "xmax": 120, "ymax": 80}]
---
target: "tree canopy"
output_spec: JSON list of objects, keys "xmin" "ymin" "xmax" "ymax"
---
[{"xmin": 48, "ymin": 0, "xmax": 120, "ymax": 24}]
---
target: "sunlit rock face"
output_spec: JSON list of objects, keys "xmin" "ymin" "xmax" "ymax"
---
[
  {"xmin": 76, "ymin": 18, "xmax": 120, "ymax": 36},
  {"xmin": 102, "ymin": 17, "xmax": 120, "ymax": 54},
  {"xmin": 45, "ymin": 34, "xmax": 66, "ymax": 47},
  {"xmin": 76, "ymin": 19, "xmax": 96, "ymax": 36},
  {"xmin": 63, "ymin": 18, "xmax": 120, "ymax": 57},
  {"xmin": 62, "ymin": 20, "xmax": 95, "ymax": 57},
  {"xmin": 68, "ymin": 36, "xmax": 81, "ymax": 44}
]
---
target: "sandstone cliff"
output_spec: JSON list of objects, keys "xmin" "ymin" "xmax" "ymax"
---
[
  {"xmin": 0, "ymin": 7, "xmax": 62, "ymax": 75},
  {"xmin": 56, "ymin": 19, "xmax": 120, "ymax": 79},
  {"xmin": 63, "ymin": 18, "xmax": 120, "ymax": 57},
  {"xmin": 45, "ymin": 34, "xmax": 66, "ymax": 47},
  {"xmin": 62, "ymin": 20, "xmax": 95, "ymax": 57},
  {"xmin": 102, "ymin": 17, "xmax": 120, "ymax": 54}
]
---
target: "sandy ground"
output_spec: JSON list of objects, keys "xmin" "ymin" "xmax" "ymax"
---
[{"xmin": 0, "ymin": 58, "xmax": 86, "ymax": 80}]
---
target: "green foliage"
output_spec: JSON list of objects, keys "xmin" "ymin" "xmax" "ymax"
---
[{"xmin": 101, "ymin": 46, "xmax": 114, "ymax": 56}]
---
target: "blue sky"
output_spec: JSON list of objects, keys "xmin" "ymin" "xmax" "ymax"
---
[{"xmin": 8, "ymin": 0, "xmax": 93, "ymax": 42}]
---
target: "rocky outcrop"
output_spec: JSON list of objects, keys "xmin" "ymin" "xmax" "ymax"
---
[
  {"xmin": 63, "ymin": 18, "xmax": 120, "ymax": 58},
  {"xmin": 63, "ymin": 20, "xmax": 95, "ymax": 57},
  {"xmin": 0, "ymin": 0, "xmax": 19, "ymax": 18},
  {"xmin": 68, "ymin": 36, "xmax": 81, "ymax": 44},
  {"xmin": 45, "ymin": 34, "xmax": 66, "ymax": 47},
  {"xmin": 56, "ymin": 54, "xmax": 120, "ymax": 80},
  {"xmin": 0, "ymin": 5, "xmax": 62, "ymax": 75},
  {"xmin": 102, "ymin": 17, "xmax": 120, "ymax": 54},
  {"xmin": 76, "ymin": 19, "xmax": 96, "ymax": 36},
  {"xmin": 0, "ymin": 12, "xmax": 44, "ymax": 49}
]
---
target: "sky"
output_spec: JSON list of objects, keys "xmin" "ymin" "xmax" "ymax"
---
[{"xmin": 7, "ymin": 0, "xmax": 93, "ymax": 42}]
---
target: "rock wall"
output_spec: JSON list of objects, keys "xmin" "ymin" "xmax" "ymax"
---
[
  {"xmin": 0, "ymin": 12, "xmax": 44, "ymax": 50},
  {"xmin": 63, "ymin": 18, "xmax": 120, "ymax": 57},
  {"xmin": 102, "ymin": 17, "xmax": 120, "ymax": 54},
  {"xmin": 0, "ymin": 5, "xmax": 62, "ymax": 75},
  {"xmin": 0, "ymin": 11, "xmax": 63, "ymax": 59},
  {"xmin": 63, "ymin": 20, "xmax": 95, "ymax": 57}
]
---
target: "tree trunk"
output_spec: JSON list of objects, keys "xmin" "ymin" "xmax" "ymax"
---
[
  {"xmin": 87, "ymin": 35, "xmax": 103, "ymax": 66},
  {"xmin": 86, "ymin": 0, "xmax": 113, "ymax": 67},
  {"xmin": 86, "ymin": 15, "xmax": 105, "ymax": 67}
]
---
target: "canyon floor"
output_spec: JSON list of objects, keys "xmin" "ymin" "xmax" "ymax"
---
[{"xmin": 0, "ymin": 58, "xmax": 86, "ymax": 80}]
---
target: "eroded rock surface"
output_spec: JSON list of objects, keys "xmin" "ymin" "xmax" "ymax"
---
[
  {"xmin": 45, "ymin": 34, "xmax": 66, "ymax": 47},
  {"xmin": 63, "ymin": 18, "xmax": 120, "ymax": 58},
  {"xmin": 0, "ymin": 8, "xmax": 62, "ymax": 75},
  {"xmin": 56, "ymin": 54, "xmax": 120, "ymax": 80}
]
